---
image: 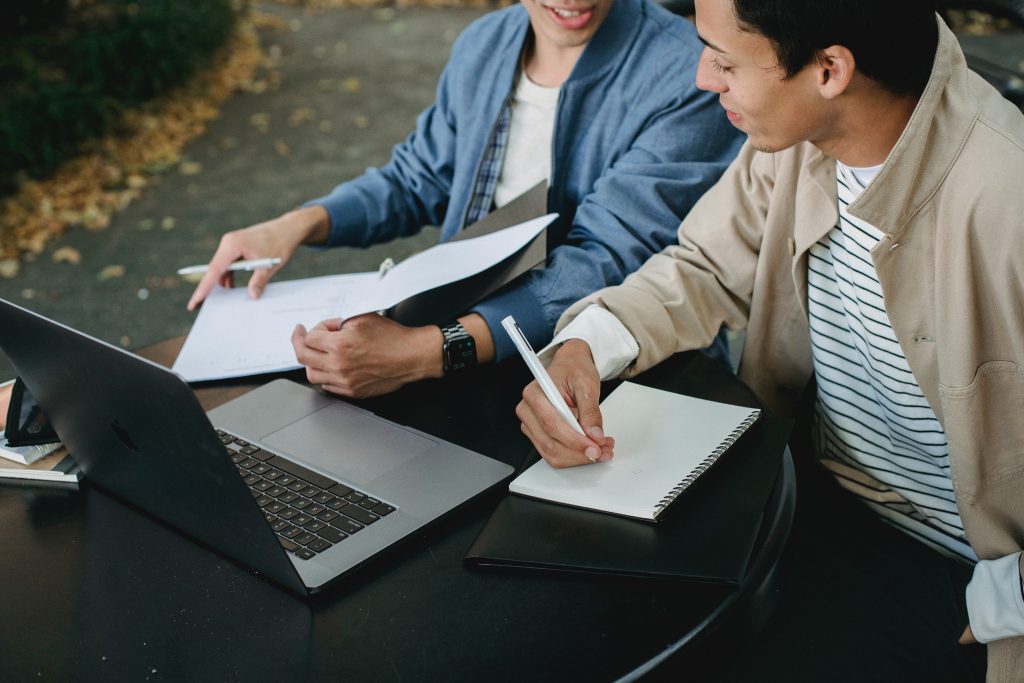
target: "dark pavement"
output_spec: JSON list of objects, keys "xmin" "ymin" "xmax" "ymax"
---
[{"xmin": 0, "ymin": 3, "xmax": 487, "ymax": 379}]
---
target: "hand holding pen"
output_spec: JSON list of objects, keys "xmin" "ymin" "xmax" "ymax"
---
[
  {"xmin": 177, "ymin": 257, "xmax": 281, "ymax": 276},
  {"xmin": 185, "ymin": 206, "xmax": 330, "ymax": 311},
  {"xmin": 504, "ymin": 316, "xmax": 614, "ymax": 468}
]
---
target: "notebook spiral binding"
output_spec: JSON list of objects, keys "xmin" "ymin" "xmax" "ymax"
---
[{"xmin": 653, "ymin": 410, "xmax": 760, "ymax": 515}]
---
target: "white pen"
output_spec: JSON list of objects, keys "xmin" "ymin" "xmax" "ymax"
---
[
  {"xmin": 176, "ymin": 257, "xmax": 282, "ymax": 276},
  {"xmin": 502, "ymin": 315, "xmax": 586, "ymax": 436},
  {"xmin": 377, "ymin": 257, "xmax": 395, "ymax": 280}
]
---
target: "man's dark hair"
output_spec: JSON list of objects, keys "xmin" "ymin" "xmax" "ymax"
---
[{"xmin": 731, "ymin": 0, "xmax": 939, "ymax": 95}]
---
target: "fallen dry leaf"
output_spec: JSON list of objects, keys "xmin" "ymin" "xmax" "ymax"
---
[
  {"xmin": 179, "ymin": 161, "xmax": 203, "ymax": 175},
  {"xmin": 288, "ymin": 107, "xmax": 316, "ymax": 127},
  {"xmin": 97, "ymin": 265, "xmax": 126, "ymax": 281},
  {"xmin": 51, "ymin": 246, "xmax": 82, "ymax": 264},
  {"xmin": 275, "ymin": 141, "xmax": 291, "ymax": 157},
  {"xmin": 343, "ymin": 77, "xmax": 362, "ymax": 93},
  {"xmin": 0, "ymin": 259, "xmax": 19, "ymax": 278},
  {"xmin": 250, "ymin": 112, "xmax": 271, "ymax": 133}
]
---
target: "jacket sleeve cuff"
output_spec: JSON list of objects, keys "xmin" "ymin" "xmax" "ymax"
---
[
  {"xmin": 966, "ymin": 552, "xmax": 1024, "ymax": 643},
  {"xmin": 471, "ymin": 285, "xmax": 549, "ymax": 363},
  {"xmin": 303, "ymin": 188, "xmax": 370, "ymax": 248},
  {"xmin": 541, "ymin": 305, "xmax": 638, "ymax": 380}
]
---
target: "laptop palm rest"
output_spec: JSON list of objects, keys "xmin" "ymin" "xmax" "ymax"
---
[{"xmin": 261, "ymin": 403, "xmax": 434, "ymax": 485}]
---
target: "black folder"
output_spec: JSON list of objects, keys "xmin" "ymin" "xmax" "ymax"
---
[
  {"xmin": 465, "ymin": 414, "xmax": 791, "ymax": 584},
  {"xmin": 388, "ymin": 181, "xmax": 549, "ymax": 327}
]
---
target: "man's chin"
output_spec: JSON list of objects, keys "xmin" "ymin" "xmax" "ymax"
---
[{"xmin": 748, "ymin": 137, "xmax": 786, "ymax": 154}]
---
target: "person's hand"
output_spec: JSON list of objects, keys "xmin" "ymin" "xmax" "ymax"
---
[
  {"xmin": 187, "ymin": 205, "xmax": 330, "ymax": 310},
  {"xmin": 959, "ymin": 624, "xmax": 977, "ymax": 645},
  {"xmin": 0, "ymin": 381, "xmax": 12, "ymax": 431},
  {"xmin": 291, "ymin": 314, "xmax": 444, "ymax": 398},
  {"xmin": 515, "ymin": 339, "xmax": 614, "ymax": 468}
]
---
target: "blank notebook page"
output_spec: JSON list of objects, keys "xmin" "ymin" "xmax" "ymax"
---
[{"xmin": 509, "ymin": 381, "xmax": 760, "ymax": 521}]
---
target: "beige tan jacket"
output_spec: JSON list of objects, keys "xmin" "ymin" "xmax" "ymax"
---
[{"xmin": 559, "ymin": 19, "xmax": 1024, "ymax": 679}]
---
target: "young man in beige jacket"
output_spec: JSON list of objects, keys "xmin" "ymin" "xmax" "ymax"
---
[{"xmin": 516, "ymin": 0, "xmax": 1024, "ymax": 680}]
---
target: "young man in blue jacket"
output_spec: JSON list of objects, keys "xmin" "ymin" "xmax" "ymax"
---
[{"xmin": 187, "ymin": 0, "xmax": 743, "ymax": 398}]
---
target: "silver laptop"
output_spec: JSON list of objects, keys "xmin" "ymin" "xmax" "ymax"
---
[{"xmin": 0, "ymin": 299, "xmax": 513, "ymax": 596}]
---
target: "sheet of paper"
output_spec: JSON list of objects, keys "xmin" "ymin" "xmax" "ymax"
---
[
  {"xmin": 172, "ymin": 272, "xmax": 376, "ymax": 382},
  {"xmin": 346, "ymin": 214, "xmax": 555, "ymax": 318}
]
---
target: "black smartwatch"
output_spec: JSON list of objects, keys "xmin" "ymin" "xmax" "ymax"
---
[{"xmin": 440, "ymin": 321, "xmax": 477, "ymax": 376}]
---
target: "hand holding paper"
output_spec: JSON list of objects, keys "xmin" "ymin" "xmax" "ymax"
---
[{"xmin": 292, "ymin": 314, "xmax": 445, "ymax": 398}]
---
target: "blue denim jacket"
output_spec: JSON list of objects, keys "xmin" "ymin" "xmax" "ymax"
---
[{"xmin": 310, "ymin": 0, "xmax": 743, "ymax": 360}]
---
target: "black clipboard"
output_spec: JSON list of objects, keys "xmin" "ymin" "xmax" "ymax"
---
[{"xmin": 465, "ymin": 414, "xmax": 791, "ymax": 583}]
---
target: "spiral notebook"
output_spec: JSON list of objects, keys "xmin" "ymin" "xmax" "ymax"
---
[{"xmin": 508, "ymin": 382, "xmax": 761, "ymax": 522}]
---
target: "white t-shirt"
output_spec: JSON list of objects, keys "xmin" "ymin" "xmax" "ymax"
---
[{"xmin": 493, "ymin": 70, "xmax": 560, "ymax": 209}]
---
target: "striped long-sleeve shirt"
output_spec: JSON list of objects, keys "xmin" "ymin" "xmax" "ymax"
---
[{"xmin": 807, "ymin": 161, "xmax": 974, "ymax": 562}]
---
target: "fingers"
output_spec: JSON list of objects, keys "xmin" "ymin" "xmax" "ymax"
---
[
  {"xmin": 958, "ymin": 625, "xmax": 977, "ymax": 645},
  {"xmin": 317, "ymin": 318, "xmax": 344, "ymax": 332},
  {"xmin": 247, "ymin": 267, "xmax": 275, "ymax": 300},
  {"xmin": 517, "ymin": 382, "xmax": 608, "ymax": 468},
  {"xmin": 292, "ymin": 324, "xmax": 332, "ymax": 369},
  {"xmin": 0, "ymin": 383, "xmax": 11, "ymax": 431},
  {"xmin": 187, "ymin": 239, "xmax": 244, "ymax": 311},
  {"xmin": 301, "ymin": 320, "xmax": 345, "ymax": 354},
  {"xmin": 572, "ymin": 385, "xmax": 605, "ymax": 445}
]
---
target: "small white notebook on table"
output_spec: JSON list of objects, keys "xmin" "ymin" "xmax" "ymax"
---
[{"xmin": 509, "ymin": 381, "xmax": 761, "ymax": 522}]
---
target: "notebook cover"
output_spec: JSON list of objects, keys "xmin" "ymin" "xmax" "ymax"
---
[{"xmin": 465, "ymin": 415, "xmax": 791, "ymax": 584}]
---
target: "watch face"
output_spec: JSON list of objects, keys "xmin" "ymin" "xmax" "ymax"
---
[{"xmin": 444, "ymin": 336, "xmax": 476, "ymax": 373}]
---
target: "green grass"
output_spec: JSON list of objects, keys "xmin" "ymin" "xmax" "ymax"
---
[{"xmin": 0, "ymin": 0, "xmax": 239, "ymax": 197}]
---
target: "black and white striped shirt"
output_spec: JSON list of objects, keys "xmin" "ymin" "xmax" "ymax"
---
[{"xmin": 807, "ymin": 161, "xmax": 975, "ymax": 562}]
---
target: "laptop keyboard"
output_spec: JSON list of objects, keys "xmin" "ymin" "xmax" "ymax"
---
[{"xmin": 217, "ymin": 429, "xmax": 396, "ymax": 561}]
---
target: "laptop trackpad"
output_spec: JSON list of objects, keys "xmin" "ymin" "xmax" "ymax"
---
[{"xmin": 261, "ymin": 403, "xmax": 435, "ymax": 485}]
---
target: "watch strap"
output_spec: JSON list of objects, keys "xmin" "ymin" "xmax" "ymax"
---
[{"xmin": 440, "ymin": 320, "xmax": 470, "ymax": 344}]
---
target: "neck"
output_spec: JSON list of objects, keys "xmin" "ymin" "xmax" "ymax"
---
[
  {"xmin": 524, "ymin": 39, "xmax": 584, "ymax": 87},
  {"xmin": 815, "ymin": 80, "xmax": 920, "ymax": 168}
]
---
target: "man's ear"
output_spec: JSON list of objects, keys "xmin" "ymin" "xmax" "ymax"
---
[{"xmin": 814, "ymin": 45, "xmax": 855, "ymax": 99}]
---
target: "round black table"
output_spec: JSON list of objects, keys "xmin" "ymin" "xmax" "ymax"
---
[{"xmin": 0, "ymin": 341, "xmax": 793, "ymax": 681}]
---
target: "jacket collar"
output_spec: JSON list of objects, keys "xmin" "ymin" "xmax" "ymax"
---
[
  {"xmin": 845, "ymin": 16, "xmax": 976, "ymax": 237},
  {"xmin": 566, "ymin": 0, "xmax": 644, "ymax": 85}
]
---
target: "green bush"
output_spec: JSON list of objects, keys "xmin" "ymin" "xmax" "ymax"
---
[{"xmin": 0, "ymin": 0, "xmax": 238, "ymax": 196}]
